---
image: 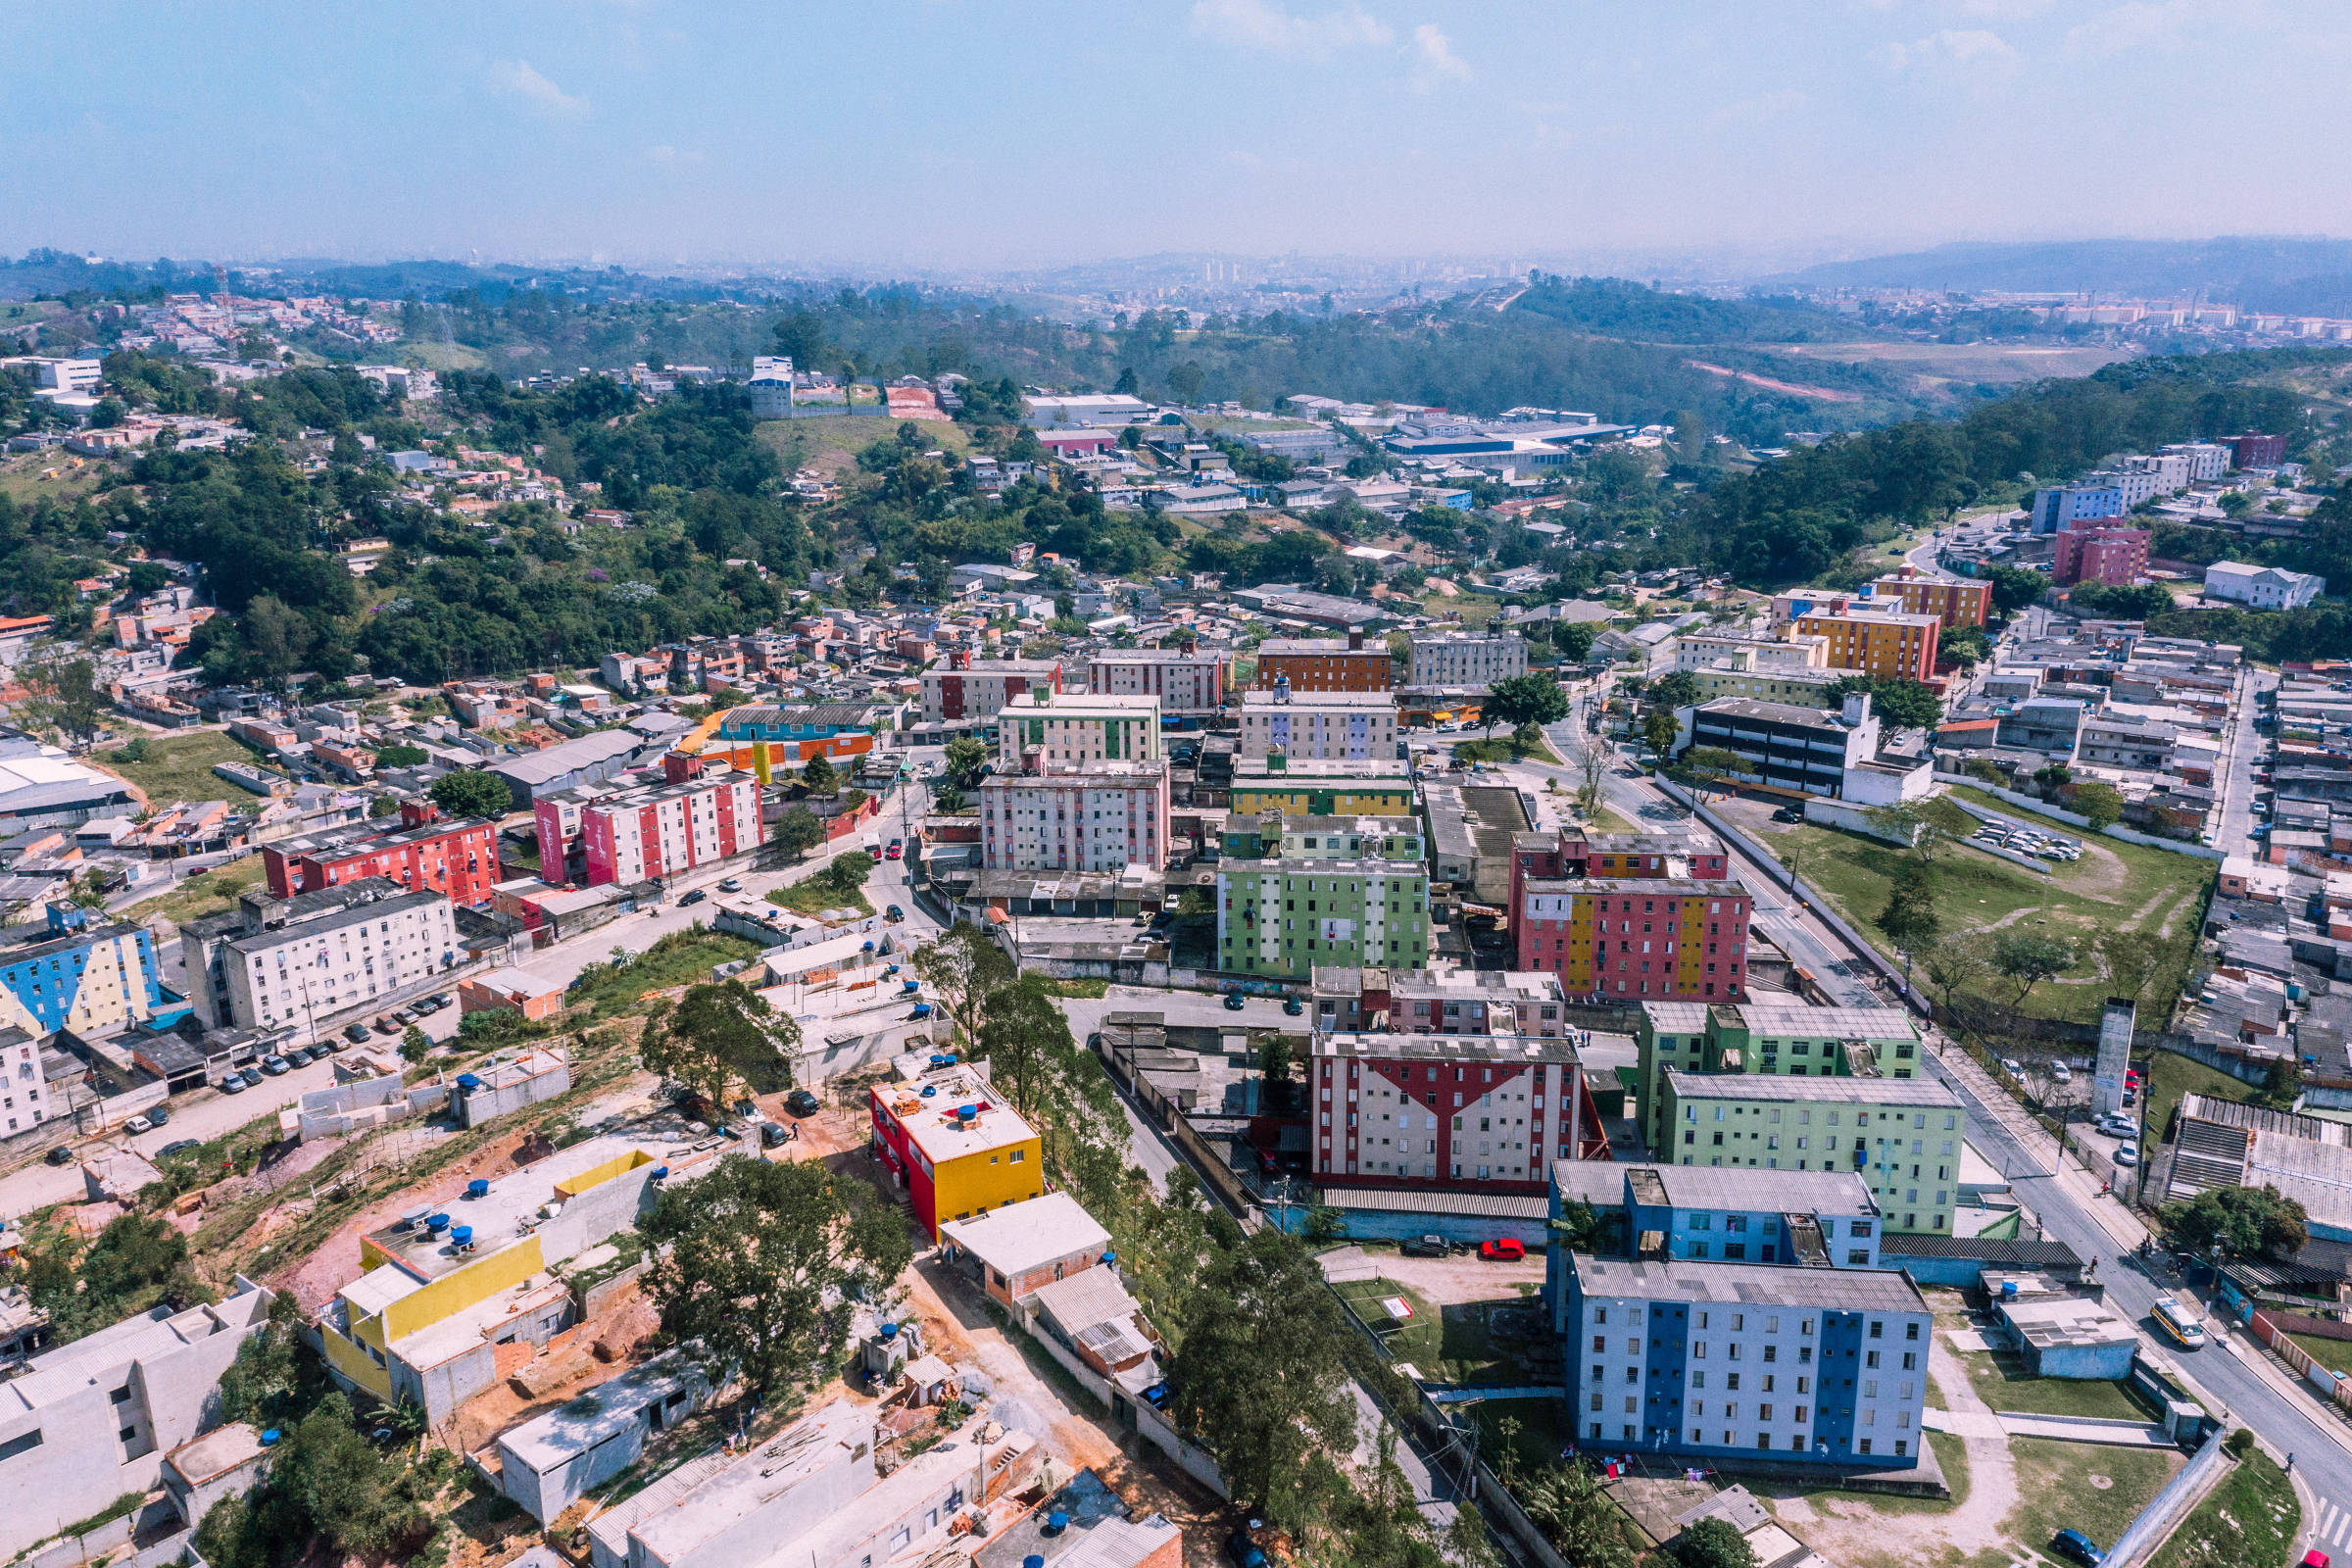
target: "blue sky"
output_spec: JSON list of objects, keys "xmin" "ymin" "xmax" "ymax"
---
[{"xmin": 1, "ymin": 1, "xmax": 2339, "ymax": 271}]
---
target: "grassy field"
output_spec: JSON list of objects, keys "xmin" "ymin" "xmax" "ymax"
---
[
  {"xmin": 567, "ymin": 927, "xmax": 764, "ymax": 1019},
  {"xmin": 756, "ymin": 416, "xmax": 971, "ymax": 477},
  {"xmin": 2148, "ymin": 1449, "xmax": 2299, "ymax": 1568},
  {"xmin": 2144, "ymin": 1052, "xmax": 2257, "ymax": 1149},
  {"xmin": 1467, "ymin": 1396, "xmax": 1578, "ymax": 1480},
  {"xmin": 0, "ymin": 448, "xmax": 108, "ymax": 505},
  {"xmin": 99, "ymin": 730, "xmax": 278, "ymax": 806},
  {"xmin": 122, "ymin": 855, "xmax": 268, "ymax": 928},
  {"xmin": 766, "ymin": 876, "xmax": 874, "ymax": 919},
  {"xmin": 1327, "ymin": 1276, "xmax": 1526, "ymax": 1384},
  {"xmin": 2001, "ymin": 1439, "xmax": 2181, "ymax": 1562},
  {"xmin": 1948, "ymin": 1345, "xmax": 2157, "ymax": 1421},
  {"xmin": 1746, "ymin": 786, "xmax": 2212, "ymax": 1026},
  {"xmin": 2286, "ymin": 1330, "xmax": 2352, "ymax": 1379}
]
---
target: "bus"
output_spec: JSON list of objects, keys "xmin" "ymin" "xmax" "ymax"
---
[{"xmin": 2152, "ymin": 1296, "xmax": 2207, "ymax": 1349}]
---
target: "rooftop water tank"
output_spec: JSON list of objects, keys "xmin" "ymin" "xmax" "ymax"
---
[
  {"xmin": 2000, "ymin": 1279, "xmax": 2019, "ymax": 1299},
  {"xmin": 1046, "ymin": 1512, "xmax": 1069, "ymax": 1536},
  {"xmin": 456, "ymin": 1072, "xmax": 483, "ymax": 1091},
  {"xmin": 466, "ymin": 1179, "xmax": 490, "ymax": 1200},
  {"xmin": 1026, "ymin": 1557, "xmax": 1045, "ymax": 1568},
  {"xmin": 451, "ymin": 1225, "xmax": 473, "ymax": 1247},
  {"xmin": 920, "ymin": 1086, "xmax": 937, "ymax": 1099},
  {"xmin": 260, "ymin": 1429, "xmax": 280, "ymax": 1447},
  {"xmin": 956, "ymin": 1105, "xmax": 978, "ymax": 1123},
  {"xmin": 880, "ymin": 1321, "xmax": 899, "ymax": 1341},
  {"xmin": 650, "ymin": 1165, "xmax": 670, "ymax": 1181},
  {"xmin": 425, "ymin": 1213, "xmax": 450, "ymax": 1235},
  {"xmin": 930, "ymin": 1054, "xmax": 950, "ymax": 1068}
]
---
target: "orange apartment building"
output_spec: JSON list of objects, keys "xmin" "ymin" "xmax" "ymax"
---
[
  {"xmin": 1869, "ymin": 568, "xmax": 1989, "ymax": 629},
  {"xmin": 1791, "ymin": 608, "xmax": 1941, "ymax": 685},
  {"xmin": 1253, "ymin": 629, "xmax": 1394, "ymax": 692}
]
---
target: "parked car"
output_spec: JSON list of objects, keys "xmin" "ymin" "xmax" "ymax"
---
[
  {"xmin": 158, "ymin": 1139, "xmax": 201, "ymax": 1160},
  {"xmin": 316, "ymin": 1035, "xmax": 346, "ymax": 1054},
  {"xmin": 284, "ymin": 1047, "xmax": 313, "ymax": 1067},
  {"xmin": 237, "ymin": 1067, "xmax": 263, "ymax": 1089},
  {"xmin": 718, "ymin": 877, "xmax": 743, "ymax": 893},
  {"xmin": 372, "ymin": 1016, "xmax": 400, "ymax": 1034},
  {"xmin": 1283, "ymin": 999, "xmax": 1303, "ymax": 1016},
  {"xmin": 43, "ymin": 1145, "xmax": 74, "ymax": 1165},
  {"xmin": 1227, "ymin": 1531, "xmax": 1267, "ymax": 1568},
  {"xmin": 680, "ymin": 889, "xmax": 708, "ymax": 906},
  {"xmin": 261, "ymin": 1054, "xmax": 291, "ymax": 1076},
  {"xmin": 412, "ymin": 997, "xmax": 441, "ymax": 1014},
  {"xmin": 123, "ymin": 1115, "xmax": 153, "ymax": 1135},
  {"xmin": 2051, "ymin": 1528, "xmax": 2104, "ymax": 1566},
  {"xmin": 2051, "ymin": 1063, "xmax": 2072, "ymax": 1084},
  {"xmin": 2114, "ymin": 1144, "xmax": 2139, "ymax": 1167},
  {"xmin": 392, "ymin": 1009, "xmax": 417, "ymax": 1026},
  {"xmin": 785, "ymin": 1089, "xmax": 822, "ymax": 1117},
  {"xmin": 344, "ymin": 1023, "xmax": 371, "ymax": 1044},
  {"xmin": 2301, "ymin": 1550, "xmax": 2330, "ymax": 1568},
  {"xmin": 886, "ymin": 841, "xmax": 904, "ymax": 860},
  {"xmin": 760, "ymin": 1121, "xmax": 792, "ymax": 1148},
  {"xmin": 1772, "ymin": 807, "xmax": 1803, "ymax": 823},
  {"xmin": 1400, "ymin": 1235, "xmax": 1449, "ymax": 1258},
  {"xmin": 146, "ymin": 1106, "xmax": 170, "ymax": 1128},
  {"xmin": 886, "ymin": 905, "xmax": 905, "ymax": 922},
  {"xmin": 1480, "ymin": 1238, "xmax": 1527, "ymax": 1261},
  {"xmin": 218, "ymin": 1075, "xmax": 246, "ymax": 1095}
]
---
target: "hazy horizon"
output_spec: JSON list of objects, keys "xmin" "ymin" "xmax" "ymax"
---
[{"xmin": 7, "ymin": 1, "xmax": 2346, "ymax": 274}]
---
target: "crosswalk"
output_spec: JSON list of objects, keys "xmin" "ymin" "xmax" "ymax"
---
[{"xmin": 2311, "ymin": 1495, "xmax": 2351, "ymax": 1552}]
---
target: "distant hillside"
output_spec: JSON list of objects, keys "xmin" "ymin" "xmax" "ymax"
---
[
  {"xmin": 1510, "ymin": 274, "xmax": 1866, "ymax": 344},
  {"xmin": 1783, "ymin": 236, "xmax": 2352, "ymax": 312}
]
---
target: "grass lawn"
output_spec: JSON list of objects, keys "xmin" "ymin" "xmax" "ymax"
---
[
  {"xmin": 0, "ymin": 448, "xmax": 108, "ymax": 505},
  {"xmin": 122, "ymin": 855, "xmax": 267, "ymax": 928},
  {"xmin": 99, "ymin": 730, "xmax": 279, "ymax": 806},
  {"xmin": 1328, "ymin": 1276, "xmax": 1522, "ymax": 1383},
  {"xmin": 2144, "ymin": 1052, "xmax": 2256, "ymax": 1150},
  {"xmin": 756, "ymin": 416, "xmax": 971, "ymax": 476},
  {"xmin": 1951, "ymin": 1346, "xmax": 2158, "ymax": 1421},
  {"xmin": 2286, "ymin": 1330, "xmax": 2352, "ymax": 1379},
  {"xmin": 1468, "ymin": 1396, "xmax": 1578, "ymax": 1480},
  {"xmin": 567, "ymin": 927, "xmax": 764, "ymax": 1019},
  {"xmin": 766, "ymin": 876, "xmax": 874, "ymax": 918},
  {"xmin": 1746, "ymin": 785, "xmax": 2212, "ymax": 1026},
  {"xmin": 2001, "ymin": 1438, "xmax": 2181, "ymax": 1563},
  {"xmin": 2148, "ymin": 1449, "xmax": 2299, "ymax": 1568}
]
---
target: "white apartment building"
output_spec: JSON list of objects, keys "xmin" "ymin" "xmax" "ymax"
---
[
  {"xmin": 979, "ymin": 759, "xmax": 1169, "ymax": 872},
  {"xmin": 2204, "ymin": 561, "xmax": 2327, "ymax": 610},
  {"xmin": 1239, "ymin": 690, "xmax": 1399, "ymax": 760},
  {"xmin": 1409, "ymin": 631, "xmax": 1528, "ymax": 687},
  {"xmin": 2082, "ymin": 466, "xmax": 2161, "ymax": 510},
  {"xmin": 2159, "ymin": 442, "xmax": 2230, "ymax": 483},
  {"xmin": 578, "ymin": 772, "xmax": 762, "ymax": 887},
  {"xmin": 220, "ymin": 889, "xmax": 460, "ymax": 1031},
  {"xmin": 995, "ymin": 691, "xmax": 1161, "ymax": 766},
  {"xmin": 919, "ymin": 659, "xmax": 1061, "ymax": 725},
  {"xmin": 1084, "ymin": 648, "xmax": 1229, "ymax": 714},
  {"xmin": 1675, "ymin": 632, "xmax": 1828, "ymax": 673}
]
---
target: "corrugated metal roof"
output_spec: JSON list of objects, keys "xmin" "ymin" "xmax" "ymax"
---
[{"xmin": 1319, "ymin": 1186, "xmax": 1548, "ymax": 1218}]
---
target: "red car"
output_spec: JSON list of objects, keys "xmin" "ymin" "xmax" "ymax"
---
[
  {"xmin": 2301, "ymin": 1551, "xmax": 2329, "ymax": 1568},
  {"xmin": 1480, "ymin": 1238, "xmax": 1526, "ymax": 1262},
  {"xmin": 885, "ymin": 840, "xmax": 904, "ymax": 860}
]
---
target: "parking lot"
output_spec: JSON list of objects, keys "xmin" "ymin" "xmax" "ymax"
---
[
  {"xmin": 1964, "ymin": 810, "xmax": 2085, "ymax": 863},
  {"xmin": 1990, "ymin": 1050, "xmax": 2146, "ymax": 1167}
]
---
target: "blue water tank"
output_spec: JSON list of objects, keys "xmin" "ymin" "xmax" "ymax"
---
[
  {"xmin": 425, "ymin": 1212, "xmax": 450, "ymax": 1235},
  {"xmin": 943, "ymin": 1052, "xmax": 957, "ymax": 1065},
  {"xmin": 456, "ymin": 1072, "xmax": 483, "ymax": 1091},
  {"xmin": 1026, "ymin": 1556, "xmax": 1045, "ymax": 1568},
  {"xmin": 451, "ymin": 1225, "xmax": 473, "ymax": 1247},
  {"xmin": 466, "ymin": 1179, "xmax": 489, "ymax": 1199},
  {"xmin": 1101, "ymin": 1250, "xmax": 1116, "ymax": 1267},
  {"xmin": 880, "ymin": 1321, "xmax": 899, "ymax": 1341},
  {"xmin": 1046, "ymin": 1512, "xmax": 1069, "ymax": 1536},
  {"xmin": 650, "ymin": 1165, "xmax": 670, "ymax": 1181},
  {"xmin": 2001, "ymin": 1279, "xmax": 2019, "ymax": 1299},
  {"xmin": 260, "ymin": 1429, "xmax": 280, "ymax": 1447},
  {"xmin": 920, "ymin": 1086, "xmax": 937, "ymax": 1098},
  {"xmin": 956, "ymin": 1104, "xmax": 977, "ymax": 1123},
  {"xmin": 930, "ymin": 1054, "xmax": 949, "ymax": 1068}
]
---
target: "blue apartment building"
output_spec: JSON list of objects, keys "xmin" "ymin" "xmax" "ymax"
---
[
  {"xmin": 1563, "ymin": 1255, "xmax": 1934, "ymax": 1468},
  {"xmin": 2029, "ymin": 482, "xmax": 2124, "ymax": 533},
  {"xmin": 0, "ymin": 923, "xmax": 184, "ymax": 1036}
]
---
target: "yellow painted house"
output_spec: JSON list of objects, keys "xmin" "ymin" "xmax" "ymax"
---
[
  {"xmin": 1229, "ymin": 757, "xmax": 1415, "ymax": 818},
  {"xmin": 320, "ymin": 1134, "xmax": 719, "ymax": 1421}
]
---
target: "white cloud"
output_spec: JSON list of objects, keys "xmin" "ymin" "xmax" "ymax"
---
[
  {"xmin": 2064, "ymin": 0, "xmax": 2221, "ymax": 58},
  {"xmin": 489, "ymin": 59, "xmax": 589, "ymax": 119},
  {"xmin": 1188, "ymin": 0, "xmax": 1393, "ymax": 57},
  {"xmin": 1407, "ymin": 23, "xmax": 1471, "ymax": 88},
  {"xmin": 1875, "ymin": 27, "xmax": 2022, "ymax": 77},
  {"xmin": 1707, "ymin": 89, "xmax": 1808, "ymax": 128}
]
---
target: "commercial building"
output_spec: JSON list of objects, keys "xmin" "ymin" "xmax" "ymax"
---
[
  {"xmin": 978, "ymin": 757, "xmax": 1168, "ymax": 873},
  {"xmin": 1511, "ymin": 878, "xmax": 1752, "ymax": 1001},
  {"xmin": 1311, "ymin": 1029, "xmax": 1607, "ymax": 1191},
  {"xmin": 1635, "ymin": 1001, "xmax": 1924, "ymax": 1152},
  {"xmin": 1561, "ymin": 1255, "xmax": 1934, "ymax": 1466},
  {"xmin": 318, "ymin": 1131, "xmax": 720, "ymax": 1422},
  {"xmin": 1238, "ymin": 689, "xmax": 1399, "ymax": 761},
  {"xmin": 0, "ymin": 1282, "xmax": 276, "ymax": 1559},
  {"xmin": 1253, "ymin": 631, "xmax": 1393, "ymax": 693},
  {"xmin": 2029, "ymin": 482, "xmax": 2124, "ymax": 533},
  {"xmin": 1659, "ymin": 1070, "xmax": 1966, "ymax": 1235},
  {"xmin": 995, "ymin": 691, "xmax": 1161, "ymax": 767},
  {"xmin": 262, "ymin": 801, "xmax": 502, "ymax": 906},
  {"xmin": 2204, "ymin": 561, "xmax": 2326, "ymax": 610},
  {"xmin": 1675, "ymin": 696, "xmax": 1882, "ymax": 798},
  {"xmin": 1867, "ymin": 570, "xmax": 1989, "ymax": 630},
  {"xmin": 1228, "ymin": 757, "xmax": 1415, "ymax": 816},
  {"xmin": 1024, "ymin": 391, "xmax": 1152, "ymax": 426},
  {"xmin": 2053, "ymin": 527, "xmax": 2151, "ymax": 587},
  {"xmin": 209, "ymin": 886, "xmax": 459, "ymax": 1034},
  {"xmin": 869, "ymin": 1059, "xmax": 1044, "ymax": 1238},
  {"xmin": 1408, "ymin": 630, "xmax": 1528, "ymax": 687},
  {"xmin": 920, "ymin": 658, "xmax": 1063, "ymax": 726},
  {"xmin": 485, "ymin": 728, "xmax": 658, "ymax": 808},
  {"xmin": 1217, "ymin": 856, "xmax": 1430, "ymax": 979},
  {"xmin": 709, "ymin": 705, "xmax": 877, "ymax": 767},
  {"xmin": 1084, "ymin": 647, "xmax": 1229, "ymax": 714},
  {"xmin": 563, "ymin": 760, "xmax": 762, "ymax": 887},
  {"xmin": 1790, "ymin": 610, "xmax": 1940, "ymax": 685}
]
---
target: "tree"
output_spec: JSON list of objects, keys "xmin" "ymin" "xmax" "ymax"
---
[
  {"xmin": 1648, "ymin": 670, "xmax": 1703, "ymax": 711},
  {"xmin": 1984, "ymin": 564, "xmax": 2048, "ymax": 614},
  {"xmin": 822, "ymin": 849, "xmax": 875, "ymax": 897},
  {"xmin": 1680, "ymin": 746, "xmax": 1741, "ymax": 796},
  {"xmin": 1259, "ymin": 1031, "xmax": 1292, "ymax": 1114},
  {"xmin": 2161, "ymin": 1184, "xmax": 2309, "ymax": 1261},
  {"xmin": 638, "ymin": 1153, "xmax": 902, "ymax": 1396},
  {"xmin": 1514, "ymin": 1461, "xmax": 1635, "ymax": 1568},
  {"xmin": 914, "ymin": 923, "xmax": 1014, "ymax": 1048},
  {"xmin": 1575, "ymin": 737, "xmax": 1612, "ymax": 819},
  {"xmin": 1937, "ymin": 625, "xmax": 1992, "ymax": 671},
  {"xmin": 1484, "ymin": 673, "xmax": 1571, "ymax": 735},
  {"xmin": 373, "ymin": 742, "xmax": 428, "ymax": 766},
  {"xmin": 1642, "ymin": 706, "xmax": 1679, "ymax": 759},
  {"xmin": 1551, "ymin": 619, "xmax": 1597, "ymax": 662},
  {"xmin": 772, "ymin": 805, "xmax": 825, "ymax": 858},
  {"xmin": 1874, "ymin": 862, "xmax": 1941, "ymax": 991},
  {"xmin": 2260, "ymin": 1055, "xmax": 2302, "ymax": 1110},
  {"xmin": 1991, "ymin": 931, "xmax": 2075, "ymax": 1007},
  {"xmin": 801, "ymin": 752, "xmax": 839, "ymax": 794},
  {"xmin": 429, "ymin": 768, "xmax": 513, "ymax": 820},
  {"xmin": 641, "ymin": 980, "xmax": 800, "ymax": 1108},
  {"xmin": 944, "ymin": 733, "xmax": 990, "ymax": 789},
  {"xmin": 399, "ymin": 1024, "xmax": 432, "ymax": 1065},
  {"xmin": 74, "ymin": 1212, "xmax": 191, "ymax": 1312},
  {"xmin": 19, "ymin": 648, "xmax": 107, "ymax": 748},
  {"xmin": 1168, "ymin": 1228, "xmax": 1357, "ymax": 1533},
  {"xmin": 2034, "ymin": 762, "xmax": 2073, "ymax": 790},
  {"xmin": 1865, "ymin": 678, "xmax": 1942, "ymax": 731},
  {"xmin": 1674, "ymin": 1517, "xmax": 1757, "ymax": 1568},
  {"xmin": 1863, "ymin": 800, "xmax": 1949, "ymax": 861},
  {"xmin": 2071, "ymin": 780, "xmax": 2124, "ymax": 831},
  {"xmin": 1922, "ymin": 937, "xmax": 1988, "ymax": 1016},
  {"xmin": 251, "ymin": 1393, "xmax": 426, "ymax": 1555},
  {"xmin": 930, "ymin": 781, "xmax": 964, "ymax": 813}
]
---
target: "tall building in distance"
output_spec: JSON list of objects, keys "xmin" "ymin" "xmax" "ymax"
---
[
  {"xmin": 1253, "ymin": 630, "xmax": 1394, "ymax": 693},
  {"xmin": 1658, "ymin": 1071, "xmax": 1963, "ymax": 1236},
  {"xmin": 262, "ymin": 800, "xmax": 502, "ymax": 906},
  {"xmin": 1866, "ymin": 568, "xmax": 1989, "ymax": 630},
  {"xmin": 1217, "ymin": 857, "xmax": 1430, "ymax": 979},
  {"xmin": 1512, "ymin": 877, "xmax": 1752, "ymax": 1001},
  {"xmin": 1310, "ymin": 1030, "xmax": 1608, "ymax": 1191},
  {"xmin": 565, "ymin": 758, "xmax": 761, "ymax": 887},
  {"xmin": 919, "ymin": 656, "xmax": 1063, "ymax": 726},
  {"xmin": 2053, "ymin": 527, "xmax": 2151, "ymax": 587},
  {"xmin": 1790, "ymin": 609, "xmax": 1941, "ymax": 685}
]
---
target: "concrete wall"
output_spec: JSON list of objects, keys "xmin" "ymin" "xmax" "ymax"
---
[{"xmin": 457, "ymin": 1058, "xmax": 571, "ymax": 1128}]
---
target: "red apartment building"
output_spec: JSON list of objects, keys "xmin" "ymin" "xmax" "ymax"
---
[
  {"xmin": 2053, "ymin": 527, "xmax": 2151, "ymax": 587},
  {"xmin": 261, "ymin": 801, "xmax": 503, "ymax": 906},
  {"xmin": 1309, "ymin": 1031, "xmax": 1609, "ymax": 1194},
  {"xmin": 1506, "ymin": 825, "xmax": 1730, "ymax": 913},
  {"xmin": 562, "ymin": 755, "xmax": 761, "ymax": 887},
  {"xmin": 2232, "ymin": 432, "xmax": 2287, "ymax": 468},
  {"xmin": 921, "ymin": 655, "xmax": 1064, "ymax": 726}
]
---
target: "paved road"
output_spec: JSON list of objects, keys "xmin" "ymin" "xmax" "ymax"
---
[{"xmin": 2213, "ymin": 663, "xmax": 2275, "ymax": 857}]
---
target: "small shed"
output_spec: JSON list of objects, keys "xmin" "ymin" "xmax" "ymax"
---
[{"xmin": 1992, "ymin": 1274, "xmax": 2138, "ymax": 1379}]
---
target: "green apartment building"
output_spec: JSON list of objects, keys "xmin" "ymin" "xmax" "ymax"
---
[
  {"xmin": 1220, "ymin": 810, "xmax": 1425, "ymax": 863},
  {"xmin": 1635, "ymin": 1002, "xmax": 1923, "ymax": 1153},
  {"xmin": 1217, "ymin": 857, "xmax": 1431, "ymax": 979},
  {"xmin": 1658, "ymin": 1069, "xmax": 1965, "ymax": 1237}
]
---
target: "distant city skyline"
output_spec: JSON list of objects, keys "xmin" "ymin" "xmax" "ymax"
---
[{"xmin": 3, "ymin": 2, "xmax": 2345, "ymax": 272}]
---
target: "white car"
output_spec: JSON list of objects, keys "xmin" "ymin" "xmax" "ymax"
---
[
  {"xmin": 2001, "ymin": 1057, "xmax": 2025, "ymax": 1079},
  {"xmin": 122, "ymin": 1115, "xmax": 153, "ymax": 1135},
  {"xmin": 2051, "ymin": 1063, "xmax": 2073, "ymax": 1084},
  {"xmin": 2114, "ymin": 1144, "xmax": 2139, "ymax": 1167}
]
